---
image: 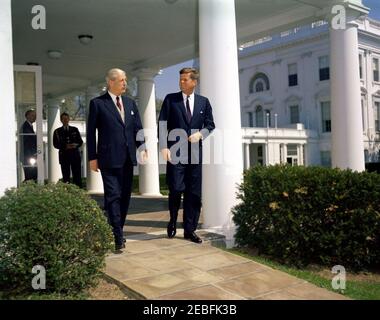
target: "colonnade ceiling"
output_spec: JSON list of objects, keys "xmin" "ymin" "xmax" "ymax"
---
[{"xmin": 11, "ymin": 0, "xmax": 367, "ymax": 97}]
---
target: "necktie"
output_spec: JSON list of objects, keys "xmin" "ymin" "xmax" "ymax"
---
[
  {"xmin": 116, "ymin": 96, "xmax": 122, "ymax": 111},
  {"xmin": 186, "ymin": 96, "xmax": 192, "ymax": 122}
]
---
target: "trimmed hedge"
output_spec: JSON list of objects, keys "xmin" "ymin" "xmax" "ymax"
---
[
  {"xmin": 232, "ymin": 165, "xmax": 380, "ymax": 270},
  {"xmin": 0, "ymin": 182, "xmax": 113, "ymax": 295}
]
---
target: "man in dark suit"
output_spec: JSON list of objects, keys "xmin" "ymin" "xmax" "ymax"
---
[
  {"xmin": 87, "ymin": 68, "xmax": 147, "ymax": 252},
  {"xmin": 158, "ymin": 68, "xmax": 215, "ymax": 244},
  {"xmin": 20, "ymin": 109, "xmax": 37, "ymax": 182},
  {"xmin": 53, "ymin": 112, "xmax": 83, "ymax": 187}
]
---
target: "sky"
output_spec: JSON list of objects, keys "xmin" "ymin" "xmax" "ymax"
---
[{"xmin": 154, "ymin": 0, "xmax": 380, "ymax": 100}]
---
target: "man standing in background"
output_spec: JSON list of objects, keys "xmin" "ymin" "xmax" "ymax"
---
[
  {"xmin": 53, "ymin": 112, "xmax": 83, "ymax": 187},
  {"xmin": 20, "ymin": 109, "xmax": 37, "ymax": 182}
]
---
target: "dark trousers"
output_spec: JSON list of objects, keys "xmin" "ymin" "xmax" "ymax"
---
[
  {"xmin": 23, "ymin": 167, "xmax": 37, "ymax": 182},
  {"xmin": 100, "ymin": 155, "xmax": 133, "ymax": 246},
  {"xmin": 60, "ymin": 152, "xmax": 82, "ymax": 187},
  {"xmin": 167, "ymin": 163, "xmax": 202, "ymax": 234}
]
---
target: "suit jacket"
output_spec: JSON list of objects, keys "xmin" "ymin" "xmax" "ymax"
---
[
  {"xmin": 158, "ymin": 92, "xmax": 215, "ymax": 163},
  {"xmin": 53, "ymin": 126, "xmax": 83, "ymax": 164},
  {"xmin": 20, "ymin": 121, "xmax": 37, "ymax": 163},
  {"xmin": 87, "ymin": 93, "xmax": 145, "ymax": 168}
]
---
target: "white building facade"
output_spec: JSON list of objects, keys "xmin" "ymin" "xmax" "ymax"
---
[
  {"xmin": 37, "ymin": 18, "xmax": 380, "ymax": 179},
  {"xmin": 239, "ymin": 17, "xmax": 380, "ymax": 169},
  {"xmin": 1, "ymin": 0, "xmax": 373, "ymax": 243}
]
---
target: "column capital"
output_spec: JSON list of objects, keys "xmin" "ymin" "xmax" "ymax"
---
[
  {"xmin": 325, "ymin": 0, "xmax": 369, "ymax": 25},
  {"xmin": 46, "ymin": 99, "xmax": 61, "ymax": 108},
  {"xmin": 86, "ymin": 86, "xmax": 101, "ymax": 97},
  {"xmin": 134, "ymin": 68, "xmax": 160, "ymax": 81}
]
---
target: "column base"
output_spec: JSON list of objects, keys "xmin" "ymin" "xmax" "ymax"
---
[
  {"xmin": 201, "ymin": 224, "xmax": 237, "ymax": 249},
  {"xmin": 86, "ymin": 190, "xmax": 104, "ymax": 195},
  {"xmin": 138, "ymin": 192, "xmax": 164, "ymax": 198}
]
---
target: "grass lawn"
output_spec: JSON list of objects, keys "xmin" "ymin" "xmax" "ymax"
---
[{"xmin": 227, "ymin": 247, "xmax": 380, "ymax": 300}]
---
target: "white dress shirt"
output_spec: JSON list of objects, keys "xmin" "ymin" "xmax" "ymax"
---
[
  {"xmin": 182, "ymin": 91, "xmax": 194, "ymax": 116},
  {"xmin": 108, "ymin": 91, "xmax": 125, "ymax": 122}
]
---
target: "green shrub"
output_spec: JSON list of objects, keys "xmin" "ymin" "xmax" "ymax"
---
[
  {"xmin": 232, "ymin": 165, "xmax": 380, "ymax": 270},
  {"xmin": 0, "ymin": 182, "xmax": 113, "ymax": 295}
]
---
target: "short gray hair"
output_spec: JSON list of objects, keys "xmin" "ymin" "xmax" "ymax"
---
[{"xmin": 105, "ymin": 68, "xmax": 126, "ymax": 83}]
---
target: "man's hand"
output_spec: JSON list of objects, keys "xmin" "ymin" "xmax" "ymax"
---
[
  {"xmin": 161, "ymin": 148, "xmax": 171, "ymax": 162},
  {"xmin": 188, "ymin": 132, "xmax": 203, "ymax": 143},
  {"xmin": 140, "ymin": 150, "xmax": 148, "ymax": 164},
  {"xmin": 89, "ymin": 159, "xmax": 99, "ymax": 172}
]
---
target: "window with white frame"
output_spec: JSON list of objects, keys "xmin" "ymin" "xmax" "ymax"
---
[
  {"xmin": 375, "ymin": 101, "xmax": 380, "ymax": 132},
  {"xmin": 364, "ymin": 149, "xmax": 369, "ymax": 163},
  {"xmin": 255, "ymin": 105, "xmax": 264, "ymax": 127},
  {"xmin": 249, "ymin": 73, "xmax": 270, "ymax": 93},
  {"xmin": 321, "ymin": 101, "xmax": 331, "ymax": 132},
  {"xmin": 359, "ymin": 54, "xmax": 363, "ymax": 80},
  {"xmin": 287, "ymin": 144, "xmax": 298, "ymax": 166},
  {"xmin": 374, "ymin": 58, "xmax": 379, "ymax": 82},
  {"xmin": 248, "ymin": 112, "xmax": 254, "ymax": 127},
  {"xmin": 320, "ymin": 151, "xmax": 331, "ymax": 167},
  {"xmin": 319, "ymin": 56, "xmax": 330, "ymax": 81},
  {"xmin": 289, "ymin": 105, "xmax": 299, "ymax": 124},
  {"xmin": 288, "ymin": 63, "xmax": 298, "ymax": 87}
]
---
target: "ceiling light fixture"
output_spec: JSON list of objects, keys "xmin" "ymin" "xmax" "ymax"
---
[
  {"xmin": 47, "ymin": 50, "xmax": 62, "ymax": 59},
  {"xmin": 78, "ymin": 34, "xmax": 93, "ymax": 45}
]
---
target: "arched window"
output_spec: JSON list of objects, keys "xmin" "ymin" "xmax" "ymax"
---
[
  {"xmin": 255, "ymin": 81, "xmax": 264, "ymax": 92},
  {"xmin": 255, "ymin": 105, "xmax": 264, "ymax": 127},
  {"xmin": 249, "ymin": 73, "xmax": 270, "ymax": 93}
]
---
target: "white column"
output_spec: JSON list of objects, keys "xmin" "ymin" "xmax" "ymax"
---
[
  {"xmin": 82, "ymin": 141, "xmax": 87, "ymax": 178},
  {"xmin": 364, "ymin": 50, "xmax": 375, "ymax": 140},
  {"xmin": 199, "ymin": 0, "xmax": 243, "ymax": 244},
  {"xmin": 0, "ymin": 0, "xmax": 16, "ymax": 196},
  {"xmin": 47, "ymin": 101, "xmax": 61, "ymax": 182},
  {"xmin": 299, "ymin": 143, "xmax": 305, "ymax": 166},
  {"xmin": 282, "ymin": 144, "xmax": 288, "ymax": 163},
  {"xmin": 244, "ymin": 143, "xmax": 250, "ymax": 170},
  {"xmin": 136, "ymin": 68, "xmax": 161, "ymax": 196},
  {"xmin": 86, "ymin": 86, "xmax": 104, "ymax": 194},
  {"xmin": 330, "ymin": 20, "xmax": 365, "ymax": 171}
]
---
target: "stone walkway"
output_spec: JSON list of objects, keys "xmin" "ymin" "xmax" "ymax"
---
[{"xmin": 95, "ymin": 196, "xmax": 348, "ymax": 300}]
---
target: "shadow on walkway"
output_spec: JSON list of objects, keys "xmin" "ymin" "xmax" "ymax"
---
[
  {"xmin": 92, "ymin": 194, "xmax": 173, "ymax": 214},
  {"xmin": 93, "ymin": 195, "xmax": 348, "ymax": 300}
]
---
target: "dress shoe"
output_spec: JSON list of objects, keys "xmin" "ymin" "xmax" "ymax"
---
[
  {"xmin": 167, "ymin": 222, "xmax": 176, "ymax": 238},
  {"xmin": 115, "ymin": 243, "xmax": 125, "ymax": 252},
  {"xmin": 123, "ymin": 237, "xmax": 126, "ymax": 243},
  {"xmin": 184, "ymin": 232, "xmax": 202, "ymax": 244}
]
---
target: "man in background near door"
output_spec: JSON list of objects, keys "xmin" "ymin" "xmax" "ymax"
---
[
  {"xmin": 20, "ymin": 109, "xmax": 37, "ymax": 182},
  {"xmin": 53, "ymin": 112, "xmax": 83, "ymax": 188}
]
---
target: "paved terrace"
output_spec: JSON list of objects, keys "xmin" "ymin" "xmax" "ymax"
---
[{"xmin": 92, "ymin": 195, "xmax": 348, "ymax": 300}]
